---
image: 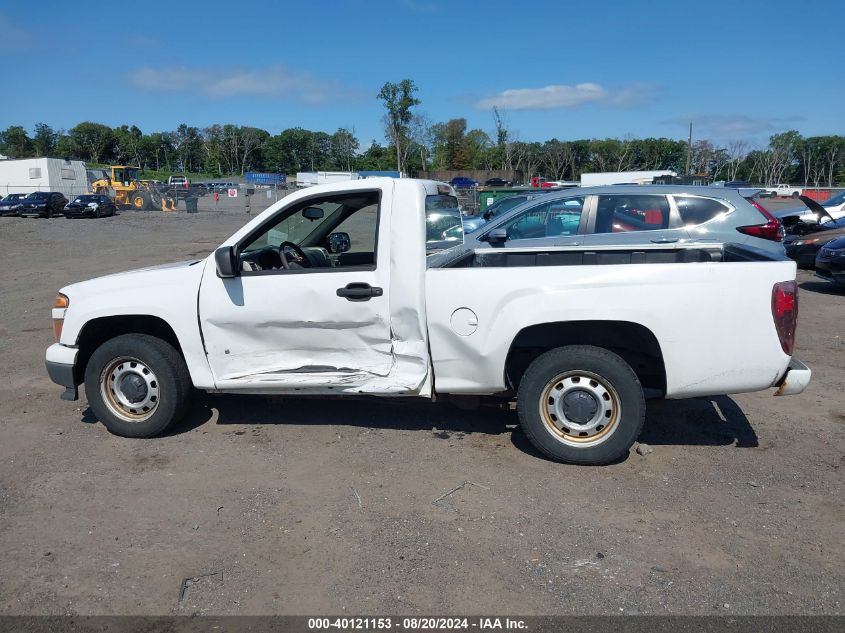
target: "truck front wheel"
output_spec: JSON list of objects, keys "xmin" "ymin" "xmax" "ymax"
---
[
  {"xmin": 517, "ymin": 345, "xmax": 645, "ymax": 465},
  {"xmin": 84, "ymin": 334, "xmax": 192, "ymax": 438}
]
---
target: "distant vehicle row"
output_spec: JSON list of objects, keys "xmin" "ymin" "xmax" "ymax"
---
[{"xmin": 0, "ymin": 192, "xmax": 115, "ymax": 218}]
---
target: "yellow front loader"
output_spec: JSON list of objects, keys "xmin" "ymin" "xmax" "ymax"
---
[{"xmin": 90, "ymin": 166, "xmax": 177, "ymax": 211}]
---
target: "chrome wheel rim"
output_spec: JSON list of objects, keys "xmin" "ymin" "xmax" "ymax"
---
[
  {"xmin": 100, "ymin": 357, "xmax": 160, "ymax": 422},
  {"xmin": 539, "ymin": 370, "xmax": 621, "ymax": 447}
]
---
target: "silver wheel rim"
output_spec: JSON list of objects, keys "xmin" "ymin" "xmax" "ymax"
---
[
  {"xmin": 100, "ymin": 356, "xmax": 160, "ymax": 422},
  {"xmin": 539, "ymin": 370, "xmax": 621, "ymax": 447}
]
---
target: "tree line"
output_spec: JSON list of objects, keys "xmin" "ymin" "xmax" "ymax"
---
[{"xmin": 0, "ymin": 79, "xmax": 843, "ymax": 186}]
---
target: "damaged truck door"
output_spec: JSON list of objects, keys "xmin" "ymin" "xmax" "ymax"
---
[{"xmin": 197, "ymin": 183, "xmax": 418, "ymax": 393}]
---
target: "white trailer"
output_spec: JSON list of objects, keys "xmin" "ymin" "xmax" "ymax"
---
[
  {"xmin": 296, "ymin": 171, "xmax": 359, "ymax": 187},
  {"xmin": 0, "ymin": 158, "xmax": 89, "ymax": 198},
  {"xmin": 580, "ymin": 170, "xmax": 676, "ymax": 187}
]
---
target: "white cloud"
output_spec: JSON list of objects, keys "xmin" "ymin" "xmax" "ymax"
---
[
  {"xmin": 128, "ymin": 65, "xmax": 347, "ymax": 104},
  {"xmin": 661, "ymin": 114, "xmax": 805, "ymax": 140},
  {"xmin": 476, "ymin": 82, "xmax": 655, "ymax": 111}
]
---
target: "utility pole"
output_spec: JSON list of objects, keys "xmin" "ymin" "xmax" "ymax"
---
[{"xmin": 685, "ymin": 122, "xmax": 693, "ymax": 176}]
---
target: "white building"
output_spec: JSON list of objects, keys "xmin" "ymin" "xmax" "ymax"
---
[
  {"xmin": 0, "ymin": 158, "xmax": 89, "ymax": 198},
  {"xmin": 580, "ymin": 170, "xmax": 676, "ymax": 187}
]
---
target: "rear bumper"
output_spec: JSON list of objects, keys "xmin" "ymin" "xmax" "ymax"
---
[
  {"xmin": 45, "ymin": 343, "xmax": 80, "ymax": 401},
  {"xmin": 774, "ymin": 358, "xmax": 812, "ymax": 396}
]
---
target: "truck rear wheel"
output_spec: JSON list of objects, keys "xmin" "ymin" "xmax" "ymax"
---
[
  {"xmin": 517, "ymin": 345, "xmax": 645, "ymax": 465},
  {"xmin": 84, "ymin": 334, "xmax": 192, "ymax": 438}
]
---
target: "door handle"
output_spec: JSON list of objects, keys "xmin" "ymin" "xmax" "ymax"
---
[
  {"xmin": 650, "ymin": 237, "xmax": 679, "ymax": 243},
  {"xmin": 336, "ymin": 282, "xmax": 383, "ymax": 301}
]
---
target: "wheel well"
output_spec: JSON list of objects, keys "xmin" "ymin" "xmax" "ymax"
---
[
  {"xmin": 75, "ymin": 316, "xmax": 183, "ymax": 382},
  {"xmin": 505, "ymin": 321, "xmax": 666, "ymax": 396}
]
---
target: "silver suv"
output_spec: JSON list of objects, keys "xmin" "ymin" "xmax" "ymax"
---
[{"xmin": 460, "ymin": 185, "xmax": 785, "ymax": 256}]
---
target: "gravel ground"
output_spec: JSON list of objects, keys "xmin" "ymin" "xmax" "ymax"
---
[{"xmin": 0, "ymin": 199, "xmax": 842, "ymax": 616}]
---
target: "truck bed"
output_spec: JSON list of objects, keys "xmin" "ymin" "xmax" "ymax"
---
[{"xmin": 425, "ymin": 242, "xmax": 795, "ymax": 398}]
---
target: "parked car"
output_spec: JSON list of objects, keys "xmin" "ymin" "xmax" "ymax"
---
[
  {"xmin": 484, "ymin": 177, "xmax": 510, "ymax": 187},
  {"xmin": 168, "ymin": 175, "xmax": 189, "ymax": 187},
  {"xmin": 63, "ymin": 194, "xmax": 117, "ymax": 219},
  {"xmin": 19, "ymin": 192, "xmax": 68, "ymax": 218},
  {"xmin": 775, "ymin": 190, "xmax": 845, "ymax": 224},
  {"xmin": 449, "ymin": 176, "xmax": 478, "ymax": 189},
  {"xmin": 782, "ymin": 197, "xmax": 844, "ymax": 268},
  {"xmin": 45, "ymin": 178, "xmax": 809, "ymax": 465},
  {"xmin": 784, "ymin": 217, "xmax": 845, "ymax": 268},
  {"xmin": 454, "ymin": 185, "xmax": 786, "ymax": 257},
  {"xmin": 0, "ymin": 193, "xmax": 28, "ymax": 216},
  {"xmin": 815, "ymin": 236, "xmax": 845, "ymax": 286},
  {"xmin": 761, "ymin": 184, "xmax": 802, "ymax": 198}
]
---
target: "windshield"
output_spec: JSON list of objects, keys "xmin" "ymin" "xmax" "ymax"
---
[
  {"xmin": 3, "ymin": 194, "xmax": 25, "ymax": 202},
  {"xmin": 74, "ymin": 195, "xmax": 98, "ymax": 203},
  {"xmin": 483, "ymin": 195, "xmax": 529, "ymax": 217},
  {"xmin": 822, "ymin": 190, "xmax": 845, "ymax": 207},
  {"xmin": 25, "ymin": 192, "xmax": 49, "ymax": 200}
]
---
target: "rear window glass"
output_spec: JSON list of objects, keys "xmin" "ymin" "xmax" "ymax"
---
[
  {"xmin": 674, "ymin": 196, "xmax": 730, "ymax": 226},
  {"xmin": 594, "ymin": 195, "xmax": 670, "ymax": 233}
]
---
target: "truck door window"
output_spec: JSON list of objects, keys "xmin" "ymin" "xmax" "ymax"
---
[
  {"xmin": 594, "ymin": 195, "xmax": 670, "ymax": 233},
  {"xmin": 238, "ymin": 191, "xmax": 380, "ymax": 272}
]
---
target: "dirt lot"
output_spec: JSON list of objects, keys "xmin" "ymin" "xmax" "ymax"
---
[{"xmin": 0, "ymin": 201, "xmax": 842, "ymax": 616}]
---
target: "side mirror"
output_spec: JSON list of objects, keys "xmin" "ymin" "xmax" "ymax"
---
[
  {"xmin": 302, "ymin": 206, "xmax": 324, "ymax": 221},
  {"xmin": 214, "ymin": 246, "xmax": 238, "ymax": 278},
  {"xmin": 487, "ymin": 228, "xmax": 508, "ymax": 246},
  {"xmin": 327, "ymin": 232, "xmax": 351, "ymax": 253}
]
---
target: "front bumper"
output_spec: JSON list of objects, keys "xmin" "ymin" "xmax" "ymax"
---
[
  {"xmin": 20, "ymin": 207, "xmax": 49, "ymax": 218},
  {"xmin": 45, "ymin": 343, "xmax": 80, "ymax": 401},
  {"xmin": 814, "ymin": 250, "xmax": 845, "ymax": 285},
  {"xmin": 774, "ymin": 358, "xmax": 812, "ymax": 396}
]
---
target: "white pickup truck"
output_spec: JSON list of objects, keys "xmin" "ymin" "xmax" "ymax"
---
[
  {"xmin": 45, "ymin": 178, "xmax": 811, "ymax": 465},
  {"xmin": 762, "ymin": 184, "xmax": 803, "ymax": 198}
]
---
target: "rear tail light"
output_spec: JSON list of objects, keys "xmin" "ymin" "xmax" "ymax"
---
[
  {"xmin": 771, "ymin": 281, "xmax": 798, "ymax": 355},
  {"xmin": 738, "ymin": 200, "xmax": 784, "ymax": 242}
]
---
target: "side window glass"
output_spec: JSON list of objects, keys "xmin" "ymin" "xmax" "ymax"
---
[
  {"xmin": 333, "ymin": 203, "xmax": 379, "ymax": 254},
  {"xmin": 498, "ymin": 196, "xmax": 585, "ymax": 240},
  {"xmin": 594, "ymin": 195, "xmax": 670, "ymax": 233},
  {"xmin": 674, "ymin": 196, "xmax": 730, "ymax": 226},
  {"xmin": 545, "ymin": 197, "xmax": 585, "ymax": 236},
  {"xmin": 504, "ymin": 207, "xmax": 548, "ymax": 240}
]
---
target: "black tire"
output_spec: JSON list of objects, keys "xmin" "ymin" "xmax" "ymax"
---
[
  {"xmin": 791, "ymin": 191, "xmax": 799, "ymax": 198},
  {"xmin": 517, "ymin": 345, "xmax": 645, "ymax": 465},
  {"xmin": 84, "ymin": 333, "xmax": 192, "ymax": 438}
]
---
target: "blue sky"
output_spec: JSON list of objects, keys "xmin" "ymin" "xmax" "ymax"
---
[{"xmin": 1, "ymin": 0, "xmax": 843, "ymax": 147}]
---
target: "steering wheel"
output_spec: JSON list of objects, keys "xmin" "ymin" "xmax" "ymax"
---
[{"xmin": 278, "ymin": 241, "xmax": 310, "ymax": 269}]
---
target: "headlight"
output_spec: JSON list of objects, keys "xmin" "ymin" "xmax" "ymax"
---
[
  {"xmin": 52, "ymin": 293, "xmax": 69, "ymax": 342},
  {"xmin": 792, "ymin": 238, "xmax": 820, "ymax": 246},
  {"xmin": 87, "ymin": 203, "xmax": 98, "ymax": 207}
]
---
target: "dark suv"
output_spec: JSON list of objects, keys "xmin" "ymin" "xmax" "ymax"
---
[{"xmin": 19, "ymin": 192, "xmax": 69, "ymax": 218}]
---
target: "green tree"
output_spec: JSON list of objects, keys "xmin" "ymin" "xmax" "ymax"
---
[
  {"xmin": 68, "ymin": 122, "xmax": 115, "ymax": 164},
  {"xmin": 444, "ymin": 118, "xmax": 469, "ymax": 169},
  {"xmin": 377, "ymin": 79, "xmax": 420, "ymax": 173},
  {"xmin": 32, "ymin": 123, "xmax": 57, "ymax": 156},
  {"xmin": 0, "ymin": 125, "xmax": 34, "ymax": 158},
  {"xmin": 331, "ymin": 128, "xmax": 359, "ymax": 171}
]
